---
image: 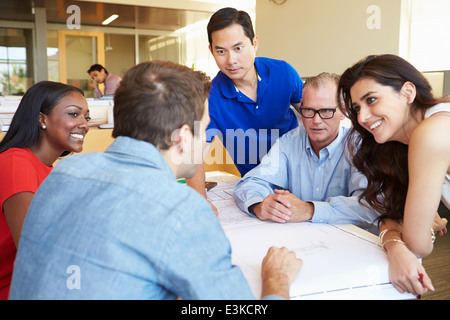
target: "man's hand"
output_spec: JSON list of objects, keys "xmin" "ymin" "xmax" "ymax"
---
[
  {"xmin": 88, "ymin": 80, "xmax": 97, "ymax": 90},
  {"xmin": 250, "ymin": 190, "xmax": 314, "ymax": 223},
  {"xmin": 274, "ymin": 190, "xmax": 314, "ymax": 222},
  {"xmin": 261, "ymin": 246, "xmax": 303, "ymax": 299},
  {"xmin": 249, "ymin": 192, "xmax": 292, "ymax": 223}
]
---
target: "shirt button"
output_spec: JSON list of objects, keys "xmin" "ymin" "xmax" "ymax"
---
[{"xmin": 316, "ymin": 188, "xmax": 320, "ymax": 192}]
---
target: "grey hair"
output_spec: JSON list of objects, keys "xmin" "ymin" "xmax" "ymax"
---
[{"xmin": 303, "ymin": 72, "xmax": 344, "ymax": 105}]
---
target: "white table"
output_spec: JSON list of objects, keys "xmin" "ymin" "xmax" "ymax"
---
[{"xmin": 206, "ymin": 171, "xmax": 415, "ymax": 300}]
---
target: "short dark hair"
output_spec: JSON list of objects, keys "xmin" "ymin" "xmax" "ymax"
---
[
  {"xmin": 207, "ymin": 7, "xmax": 255, "ymax": 46},
  {"xmin": 112, "ymin": 60, "xmax": 210, "ymax": 150},
  {"xmin": 0, "ymin": 81, "xmax": 84, "ymax": 155},
  {"xmin": 87, "ymin": 64, "xmax": 108, "ymax": 74}
]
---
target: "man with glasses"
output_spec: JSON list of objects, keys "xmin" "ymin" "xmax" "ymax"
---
[{"xmin": 233, "ymin": 73, "xmax": 380, "ymax": 233}]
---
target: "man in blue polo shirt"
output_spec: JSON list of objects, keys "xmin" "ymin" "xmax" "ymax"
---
[{"xmin": 187, "ymin": 7, "xmax": 303, "ymax": 202}]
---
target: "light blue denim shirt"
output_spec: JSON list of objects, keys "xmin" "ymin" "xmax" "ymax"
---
[
  {"xmin": 10, "ymin": 136, "xmax": 256, "ymax": 300},
  {"xmin": 233, "ymin": 126, "xmax": 380, "ymax": 233}
]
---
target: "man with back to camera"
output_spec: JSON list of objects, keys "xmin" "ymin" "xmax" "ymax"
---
[
  {"xmin": 9, "ymin": 60, "xmax": 302, "ymax": 300},
  {"xmin": 186, "ymin": 7, "xmax": 303, "ymax": 203},
  {"xmin": 87, "ymin": 64, "xmax": 122, "ymax": 98},
  {"xmin": 234, "ymin": 73, "xmax": 380, "ymax": 234}
]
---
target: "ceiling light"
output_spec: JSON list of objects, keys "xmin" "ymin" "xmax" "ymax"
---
[{"xmin": 102, "ymin": 14, "xmax": 119, "ymax": 25}]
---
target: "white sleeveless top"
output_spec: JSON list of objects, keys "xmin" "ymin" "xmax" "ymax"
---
[{"xmin": 424, "ymin": 103, "xmax": 450, "ymax": 209}]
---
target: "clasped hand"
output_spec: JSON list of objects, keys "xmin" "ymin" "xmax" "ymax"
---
[{"xmin": 251, "ymin": 189, "xmax": 314, "ymax": 223}]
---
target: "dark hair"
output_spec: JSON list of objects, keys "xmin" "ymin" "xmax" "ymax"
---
[
  {"xmin": 112, "ymin": 60, "xmax": 210, "ymax": 150},
  {"xmin": 338, "ymin": 54, "xmax": 448, "ymax": 222},
  {"xmin": 87, "ymin": 64, "xmax": 108, "ymax": 74},
  {"xmin": 207, "ymin": 7, "xmax": 255, "ymax": 46},
  {"xmin": 0, "ymin": 81, "xmax": 84, "ymax": 155}
]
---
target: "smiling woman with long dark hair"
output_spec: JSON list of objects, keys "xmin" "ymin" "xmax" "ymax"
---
[
  {"xmin": 338, "ymin": 54, "xmax": 449, "ymax": 297},
  {"xmin": 0, "ymin": 81, "xmax": 90, "ymax": 299}
]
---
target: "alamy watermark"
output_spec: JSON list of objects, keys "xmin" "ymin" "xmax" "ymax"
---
[
  {"xmin": 170, "ymin": 121, "xmax": 281, "ymax": 169},
  {"xmin": 63, "ymin": 4, "xmax": 382, "ymax": 31},
  {"xmin": 367, "ymin": 5, "xmax": 381, "ymax": 30},
  {"xmin": 66, "ymin": 5, "xmax": 81, "ymax": 30},
  {"xmin": 66, "ymin": 265, "xmax": 81, "ymax": 290}
]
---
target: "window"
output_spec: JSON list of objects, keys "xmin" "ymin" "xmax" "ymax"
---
[
  {"xmin": 0, "ymin": 28, "xmax": 34, "ymax": 96},
  {"xmin": 138, "ymin": 35, "xmax": 180, "ymax": 64},
  {"xmin": 409, "ymin": 0, "xmax": 450, "ymax": 71}
]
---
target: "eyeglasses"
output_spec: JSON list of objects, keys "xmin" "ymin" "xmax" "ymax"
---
[{"xmin": 298, "ymin": 107, "xmax": 338, "ymax": 119}]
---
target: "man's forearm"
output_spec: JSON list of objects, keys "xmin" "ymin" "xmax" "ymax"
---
[{"xmin": 186, "ymin": 164, "xmax": 207, "ymax": 198}]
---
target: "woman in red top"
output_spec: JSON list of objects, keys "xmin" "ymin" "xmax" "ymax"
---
[{"xmin": 0, "ymin": 81, "xmax": 90, "ymax": 299}]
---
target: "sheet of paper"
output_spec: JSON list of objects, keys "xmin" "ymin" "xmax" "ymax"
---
[
  {"xmin": 223, "ymin": 222, "xmax": 415, "ymax": 300},
  {"xmin": 207, "ymin": 187, "xmax": 234, "ymax": 202},
  {"xmin": 206, "ymin": 171, "xmax": 415, "ymax": 299},
  {"xmin": 206, "ymin": 171, "xmax": 266, "ymax": 229},
  {"xmin": 213, "ymin": 197, "xmax": 267, "ymax": 229}
]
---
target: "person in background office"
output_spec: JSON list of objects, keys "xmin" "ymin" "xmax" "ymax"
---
[
  {"xmin": 186, "ymin": 7, "xmax": 303, "ymax": 202},
  {"xmin": 0, "ymin": 81, "xmax": 90, "ymax": 300},
  {"xmin": 233, "ymin": 73, "xmax": 380, "ymax": 233},
  {"xmin": 87, "ymin": 64, "xmax": 122, "ymax": 98},
  {"xmin": 338, "ymin": 54, "xmax": 449, "ymax": 296},
  {"xmin": 9, "ymin": 60, "xmax": 302, "ymax": 300}
]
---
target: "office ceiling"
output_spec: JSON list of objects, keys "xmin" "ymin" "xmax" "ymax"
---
[{"xmin": 0, "ymin": 0, "xmax": 214, "ymax": 31}]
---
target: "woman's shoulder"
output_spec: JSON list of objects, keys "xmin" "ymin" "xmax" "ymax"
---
[
  {"xmin": 0, "ymin": 148, "xmax": 44, "ymax": 194},
  {"xmin": 412, "ymin": 110, "xmax": 450, "ymax": 153},
  {"xmin": 424, "ymin": 103, "xmax": 450, "ymax": 119},
  {"xmin": 419, "ymin": 105, "xmax": 450, "ymax": 133},
  {"xmin": 0, "ymin": 148, "xmax": 32, "ymax": 162},
  {"xmin": 0, "ymin": 148, "xmax": 47, "ymax": 173}
]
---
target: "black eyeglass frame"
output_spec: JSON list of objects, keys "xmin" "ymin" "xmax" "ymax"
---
[{"xmin": 298, "ymin": 107, "xmax": 338, "ymax": 119}]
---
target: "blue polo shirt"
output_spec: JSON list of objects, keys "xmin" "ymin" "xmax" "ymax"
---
[{"xmin": 206, "ymin": 57, "xmax": 303, "ymax": 176}]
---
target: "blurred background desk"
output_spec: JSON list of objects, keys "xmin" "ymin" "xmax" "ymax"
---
[{"xmin": 78, "ymin": 127, "xmax": 115, "ymax": 153}]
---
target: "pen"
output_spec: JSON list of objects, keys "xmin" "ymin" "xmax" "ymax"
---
[{"xmin": 417, "ymin": 273, "xmax": 424, "ymax": 299}]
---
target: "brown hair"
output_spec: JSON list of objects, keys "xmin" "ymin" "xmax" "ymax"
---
[
  {"xmin": 338, "ymin": 54, "xmax": 448, "ymax": 222},
  {"xmin": 112, "ymin": 60, "xmax": 210, "ymax": 150}
]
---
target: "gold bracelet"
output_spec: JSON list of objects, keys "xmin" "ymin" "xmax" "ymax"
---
[
  {"xmin": 379, "ymin": 229, "xmax": 402, "ymax": 245},
  {"xmin": 379, "ymin": 229, "xmax": 389, "ymax": 244},
  {"xmin": 380, "ymin": 229, "xmax": 435, "ymax": 251},
  {"xmin": 381, "ymin": 239, "xmax": 406, "ymax": 252}
]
